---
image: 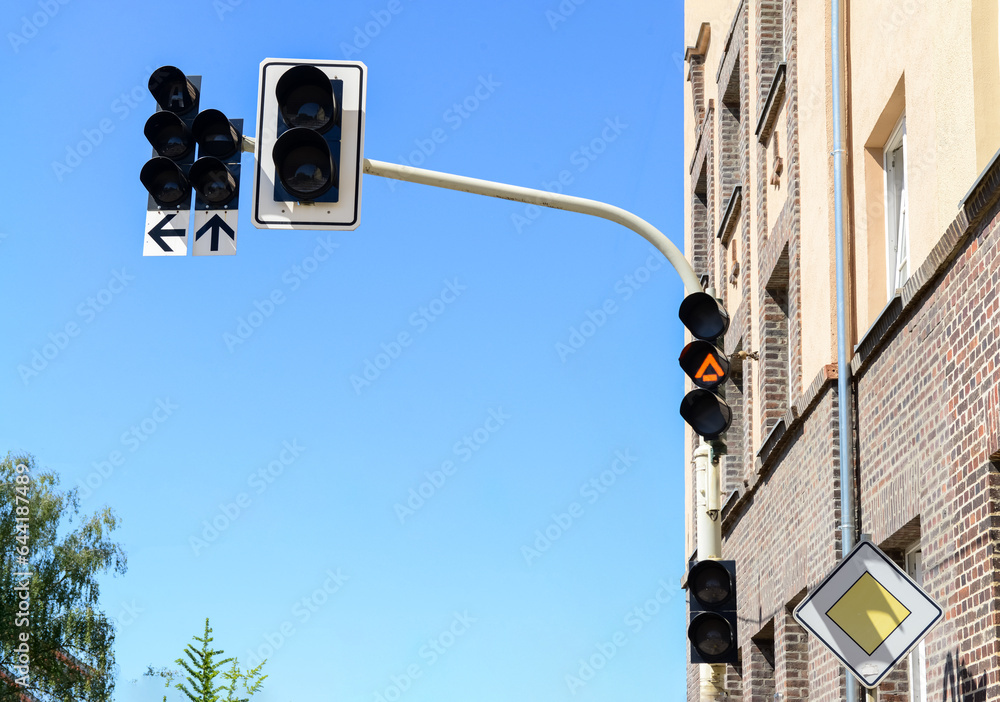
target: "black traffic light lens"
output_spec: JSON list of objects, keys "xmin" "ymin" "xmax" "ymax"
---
[
  {"xmin": 689, "ymin": 613, "xmax": 735, "ymax": 658},
  {"xmin": 144, "ymin": 112, "xmax": 194, "ymax": 160},
  {"xmin": 679, "ymin": 292, "xmax": 730, "ymax": 340},
  {"xmin": 272, "ymin": 128, "xmax": 336, "ymax": 200},
  {"xmin": 148, "ymin": 66, "xmax": 199, "ymax": 115},
  {"xmin": 690, "ymin": 561, "xmax": 733, "ymax": 606},
  {"xmin": 190, "ymin": 157, "xmax": 237, "ymax": 206},
  {"xmin": 679, "ymin": 389, "xmax": 732, "ymax": 439},
  {"xmin": 275, "ymin": 65, "xmax": 337, "ymax": 132},
  {"xmin": 193, "ymin": 109, "xmax": 240, "ymax": 160},
  {"xmin": 140, "ymin": 157, "xmax": 191, "ymax": 206}
]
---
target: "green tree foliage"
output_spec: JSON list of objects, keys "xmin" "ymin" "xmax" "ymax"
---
[
  {"xmin": 0, "ymin": 453, "xmax": 127, "ymax": 702},
  {"xmin": 149, "ymin": 619, "xmax": 267, "ymax": 702}
]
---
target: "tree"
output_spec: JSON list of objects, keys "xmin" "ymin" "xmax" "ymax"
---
[
  {"xmin": 149, "ymin": 619, "xmax": 267, "ymax": 702},
  {"xmin": 0, "ymin": 453, "xmax": 127, "ymax": 702}
]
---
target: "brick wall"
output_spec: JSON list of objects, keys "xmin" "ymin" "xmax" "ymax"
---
[
  {"xmin": 756, "ymin": 0, "xmax": 783, "ymax": 107},
  {"xmin": 854, "ymin": 193, "xmax": 1000, "ymax": 699},
  {"xmin": 721, "ymin": 382, "xmax": 847, "ymax": 700},
  {"xmin": 774, "ymin": 607, "xmax": 809, "ymax": 698},
  {"xmin": 706, "ymin": 164, "xmax": 1000, "ymax": 700},
  {"xmin": 761, "ymin": 251, "xmax": 790, "ymax": 436},
  {"xmin": 692, "ymin": 0, "xmax": 998, "ymax": 698}
]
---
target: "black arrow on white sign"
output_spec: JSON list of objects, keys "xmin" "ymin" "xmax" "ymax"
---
[
  {"xmin": 195, "ymin": 214, "xmax": 235, "ymax": 252},
  {"xmin": 148, "ymin": 214, "xmax": 186, "ymax": 252}
]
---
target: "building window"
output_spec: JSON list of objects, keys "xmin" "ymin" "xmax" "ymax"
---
[
  {"xmin": 761, "ymin": 247, "xmax": 790, "ymax": 434},
  {"xmin": 724, "ymin": 352, "xmax": 745, "ymax": 490},
  {"xmin": 906, "ymin": 544, "xmax": 927, "ymax": 702},
  {"xmin": 884, "ymin": 115, "xmax": 909, "ymax": 295}
]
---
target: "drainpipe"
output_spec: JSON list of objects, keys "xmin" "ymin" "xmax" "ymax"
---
[{"xmin": 831, "ymin": 0, "xmax": 858, "ymax": 699}]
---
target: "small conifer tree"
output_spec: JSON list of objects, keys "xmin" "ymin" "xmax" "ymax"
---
[{"xmin": 149, "ymin": 619, "xmax": 266, "ymax": 702}]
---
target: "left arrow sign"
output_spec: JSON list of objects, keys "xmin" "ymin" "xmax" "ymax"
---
[
  {"xmin": 144, "ymin": 210, "xmax": 189, "ymax": 256},
  {"xmin": 148, "ymin": 214, "xmax": 186, "ymax": 251}
]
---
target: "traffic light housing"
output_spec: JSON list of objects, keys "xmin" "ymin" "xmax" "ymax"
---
[
  {"xmin": 252, "ymin": 58, "xmax": 367, "ymax": 230},
  {"xmin": 190, "ymin": 109, "xmax": 242, "ymax": 256},
  {"xmin": 688, "ymin": 559, "xmax": 738, "ymax": 665},
  {"xmin": 140, "ymin": 66, "xmax": 201, "ymax": 255},
  {"xmin": 191, "ymin": 109, "xmax": 242, "ymax": 210},
  {"xmin": 678, "ymin": 291, "xmax": 732, "ymax": 439},
  {"xmin": 140, "ymin": 66, "xmax": 247, "ymax": 256}
]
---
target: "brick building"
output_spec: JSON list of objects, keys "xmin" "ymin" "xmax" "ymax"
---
[{"xmin": 682, "ymin": 0, "xmax": 1000, "ymax": 698}]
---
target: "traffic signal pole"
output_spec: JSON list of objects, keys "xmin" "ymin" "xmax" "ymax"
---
[
  {"xmin": 362, "ymin": 158, "xmax": 704, "ymax": 295},
  {"xmin": 363, "ymin": 156, "xmax": 727, "ymax": 699},
  {"xmin": 693, "ymin": 441, "xmax": 726, "ymax": 700}
]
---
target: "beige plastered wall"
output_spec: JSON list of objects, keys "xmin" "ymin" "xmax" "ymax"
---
[
  {"xmin": 848, "ymin": 0, "xmax": 983, "ymax": 334},
  {"xmin": 795, "ymin": 0, "xmax": 837, "ymax": 397}
]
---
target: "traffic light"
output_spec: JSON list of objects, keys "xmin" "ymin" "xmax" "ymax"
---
[
  {"xmin": 252, "ymin": 58, "xmax": 367, "ymax": 230},
  {"xmin": 190, "ymin": 109, "xmax": 242, "ymax": 255},
  {"xmin": 678, "ymin": 291, "xmax": 731, "ymax": 439},
  {"xmin": 688, "ymin": 559, "xmax": 738, "ymax": 665},
  {"xmin": 140, "ymin": 66, "xmax": 201, "ymax": 256}
]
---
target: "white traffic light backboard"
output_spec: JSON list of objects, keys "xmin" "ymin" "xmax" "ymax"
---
[{"xmin": 252, "ymin": 58, "xmax": 366, "ymax": 230}]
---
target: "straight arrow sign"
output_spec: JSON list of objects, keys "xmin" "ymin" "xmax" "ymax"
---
[
  {"xmin": 197, "ymin": 215, "xmax": 234, "ymax": 251},
  {"xmin": 143, "ymin": 210, "xmax": 188, "ymax": 256},
  {"xmin": 192, "ymin": 210, "xmax": 237, "ymax": 256}
]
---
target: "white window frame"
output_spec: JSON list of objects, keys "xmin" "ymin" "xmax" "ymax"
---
[
  {"xmin": 884, "ymin": 114, "xmax": 909, "ymax": 297},
  {"xmin": 905, "ymin": 544, "xmax": 927, "ymax": 702}
]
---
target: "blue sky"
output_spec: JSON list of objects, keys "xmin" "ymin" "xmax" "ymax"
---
[{"xmin": 2, "ymin": 0, "xmax": 691, "ymax": 700}]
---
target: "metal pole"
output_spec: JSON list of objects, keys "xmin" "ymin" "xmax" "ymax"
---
[
  {"xmin": 831, "ymin": 0, "xmax": 858, "ymax": 697},
  {"xmin": 693, "ymin": 439, "xmax": 726, "ymax": 700},
  {"xmin": 362, "ymin": 155, "xmax": 715, "ymax": 695},
  {"xmin": 362, "ymin": 159, "xmax": 703, "ymax": 295},
  {"xmin": 694, "ymin": 440, "xmax": 720, "ymax": 560}
]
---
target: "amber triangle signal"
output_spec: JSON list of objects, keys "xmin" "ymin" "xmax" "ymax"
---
[{"xmin": 679, "ymin": 340, "xmax": 730, "ymax": 390}]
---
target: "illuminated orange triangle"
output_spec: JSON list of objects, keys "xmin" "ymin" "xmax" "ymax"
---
[{"xmin": 694, "ymin": 354, "xmax": 724, "ymax": 383}]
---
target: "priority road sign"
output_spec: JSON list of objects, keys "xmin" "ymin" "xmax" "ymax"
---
[{"xmin": 793, "ymin": 540, "xmax": 943, "ymax": 688}]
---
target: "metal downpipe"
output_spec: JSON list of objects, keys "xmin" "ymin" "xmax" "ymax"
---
[{"xmin": 832, "ymin": 0, "xmax": 858, "ymax": 698}]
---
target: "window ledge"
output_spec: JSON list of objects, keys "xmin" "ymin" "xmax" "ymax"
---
[
  {"xmin": 717, "ymin": 185, "xmax": 743, "ymax": 245},
  {"xmin": 689, "ymin": 103, "xmax": 714, "ymax": 176},
  {"xmin": 715, "ymin": 0, "xmax": 746, "ymax": 83},
  {"xmin": 755, "ymin": 63, "xmax": 786, "ymax": 144}
]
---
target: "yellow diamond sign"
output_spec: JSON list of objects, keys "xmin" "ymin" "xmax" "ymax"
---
[
  {"xmin": 793, "ymin": 541, "xmax": 943, "ymax": 689},
  {"xmin": 826, "ymin": 572, "xmax": 911, "ymax": 655}
]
